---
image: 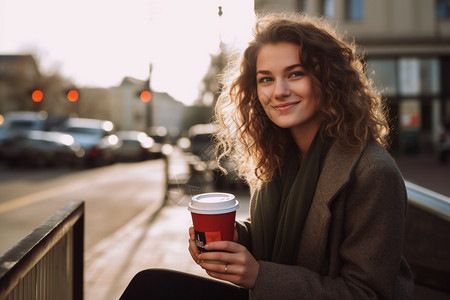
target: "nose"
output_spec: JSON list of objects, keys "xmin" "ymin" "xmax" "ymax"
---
[{"xmin": 274, "ymin": 79, "xmax": 291, "ymax": 100}]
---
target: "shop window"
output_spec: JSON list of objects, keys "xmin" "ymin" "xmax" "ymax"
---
[
  {"xmin": 346, "ymin": 0, "xmax": 364, "ymax": 21},
  {"xmin": 420, "ymin": 58, "xmax": 441, "ymax": 96},
  {"xmin": 436, "ymin": 0, "xmax": 450, "ymax": 19},
  {"xmin": 366, "ymin": 58, "xmax": 397, "ymax": 96},
  {"xmin": 367, "ymin": 57, "xmax": 442, "ymax": 97},
  {"xmin": 399, "ymin": 58, "xmax": 420, "ymax": 96}
]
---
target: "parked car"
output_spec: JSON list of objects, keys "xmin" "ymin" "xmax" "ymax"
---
[
  {"xmin": 52, "ymin": 117, "xmax": 119, "ymax": 167},
  {"xmin": 0, "ymin": 111, "xmax": 68, "ymax": 164},
  {"xmin": 114, "ymin": 131, "xmax": 165, "ymax": 162},
  {"xmin": 187, "ymin": 123, "xmax": 217, "ymax": 161},
  {"xmin": 186, "ymin": 123, "xmax": 245, "ymax": 188},
  {"xmin": 0, "ymin": 130, "xmax": 84, "ymax": 168},
  {"xmin": 0, "ymin": 111, "xmax": 46, "ymax": 146}
]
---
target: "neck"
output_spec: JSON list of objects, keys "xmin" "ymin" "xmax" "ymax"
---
[{"xmin": 290, "ymin": 121, "xmax": 323, "ymax": 158}]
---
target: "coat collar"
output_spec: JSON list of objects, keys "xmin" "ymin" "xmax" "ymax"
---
[
  {"xmin": 297, "ymin": 142, "xmax": 364, "ymax": 270},
  {"xmin": 315, "ymin": 143, "xmax": 363, "ymax": 207}
]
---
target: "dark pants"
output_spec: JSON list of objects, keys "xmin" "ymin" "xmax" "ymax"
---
[{"xmin": 119, "ymin": 269, "xmax": 249, "ymax": 300}]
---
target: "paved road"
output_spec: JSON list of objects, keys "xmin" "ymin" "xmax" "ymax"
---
[{"xmin": 0, "ymin": 159, "xmax": 167, "ymax": 256}]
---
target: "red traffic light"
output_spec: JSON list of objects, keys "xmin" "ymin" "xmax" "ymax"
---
[
  {"xmin": 140, "ymin": 90, "xmax": 152, "ymax": 102},
  {"xmin": 67, "ymin": 89, "xmax": 79, "ymax": 102},
  {"xmin": 31, "ymin": 90, "xmax": 43, "ymax": 102}
]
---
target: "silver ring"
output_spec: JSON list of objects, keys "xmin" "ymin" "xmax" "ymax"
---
[{"xmin": 224, "ymin": 264, "xmax": 228, "ymax": 272}]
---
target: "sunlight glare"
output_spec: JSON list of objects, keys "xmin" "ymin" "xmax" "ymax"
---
[{"xmin": 0, "ymin": 0, "xmax": 255, "ymax": 105}]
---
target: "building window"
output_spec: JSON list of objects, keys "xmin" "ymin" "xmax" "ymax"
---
[
  {"xmin": 437, "ymin": 0, "xmax": 450, "ymax": 19},
  {"xmin": 367, "ymin": 57, "xmax": 441, "ymax": 97},
  {"xmin": 399, "ymin": 58, "xmax": 421, "ymax": 96},
  {"xmin": 366, "ymin": 58, "xmax": 397, "ymax": 96},
  {"xmin": 421, "ymin": 58, "xmax": 441, "ymax": 95},
  {"xmin": 322, "ymin": 0, "xmax": 334, "ymax": 18},
  {"xmin": 346, "ymin": 0, "xmax": 364, "ymax": 21}
]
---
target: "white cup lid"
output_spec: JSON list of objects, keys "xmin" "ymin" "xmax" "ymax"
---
[{"xmin": 188, "ymin": 192, "xmax": 239, "ymax": 214}]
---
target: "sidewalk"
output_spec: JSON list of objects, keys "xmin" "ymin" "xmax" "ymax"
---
[
  {"xmin": 84, "ymin": 150, "xmax": 251, "ymax": 300},
  {"xmin": 85, "ymin": 190, "xmax": 251, "ymax": 300},
  {"xmin": 84, "ymin": 151, "xmax": 449, "ymax": 300}
]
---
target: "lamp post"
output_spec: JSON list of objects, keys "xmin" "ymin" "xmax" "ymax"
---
[{"xmin": 145, "ymin": 64, "xmax": 153, "ymax": 131}]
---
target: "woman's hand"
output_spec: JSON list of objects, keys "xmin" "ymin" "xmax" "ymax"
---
[
  {"xmin": 188, "ymin": 226, "xmax": 239, "ymax": 264},
  {"xmin": 198, "ymin": 241, "xmax": 259, "ymax": 289},
  {"xmin": 188, "ymin": 226, "xmax": 201, "ymax": 264}
]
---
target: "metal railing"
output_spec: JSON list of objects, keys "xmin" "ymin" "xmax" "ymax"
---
[
  {"xmin": 0, "ymin": 200, "xmax": 84, "ymax": 300},
  {"xmin": 404, "ymin": 181, "xmax": 450, "ymax": 294},
  {"xmin": 405, "ymin": 181, "xmax": 450, "ymax": 221}
]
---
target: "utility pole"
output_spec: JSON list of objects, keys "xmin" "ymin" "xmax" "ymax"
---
[{"xmin": 146, "ymin": 64, "xmax": 153, "ymax": 131}]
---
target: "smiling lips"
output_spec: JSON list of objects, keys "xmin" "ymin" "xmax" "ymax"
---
[{"xmin": 272, "ymin": 101, "xmax": 300, "ymax": 111}]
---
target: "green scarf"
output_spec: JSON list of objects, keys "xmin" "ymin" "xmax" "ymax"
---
[{"xmin": 252, "ymin": 130, "xmax": 332, "ymax": 264}]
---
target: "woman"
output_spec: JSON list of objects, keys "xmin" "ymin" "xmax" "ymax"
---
[{"xmin": 121, "ymin": 12, "xmax": 414, "ymax": 299}]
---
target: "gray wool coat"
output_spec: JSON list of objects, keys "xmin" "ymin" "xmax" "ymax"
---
[{"xmin": 236, "ymin": 142, "xmax": 414, "ymax": 299}]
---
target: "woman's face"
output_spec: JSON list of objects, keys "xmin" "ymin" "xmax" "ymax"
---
[{"xmin": 256, "ymin": 42, "xmax": 322, "ymax": 135}]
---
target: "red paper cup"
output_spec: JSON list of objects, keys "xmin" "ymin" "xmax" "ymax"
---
[{"xmin": 188, "ymin": 192, "xmax": 239, "ymax": 253}]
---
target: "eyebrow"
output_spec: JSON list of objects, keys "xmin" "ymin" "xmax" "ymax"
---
[{"xmin": 256, "ymin": 64, "xmax": 303, "ymax": 75}]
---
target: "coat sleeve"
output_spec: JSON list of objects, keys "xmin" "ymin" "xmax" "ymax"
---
[
  {"xmin": 250, "ymin": 150, "xmax": 410, "ymax": 299},
  {"xmin": 235, "ymin": 218, "xmax": 252, "ymax": 251}
]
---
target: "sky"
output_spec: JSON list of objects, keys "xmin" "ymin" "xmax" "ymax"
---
[{"xmin": 0, "ymin": 0, "xmax": 255, "ymax": 105}]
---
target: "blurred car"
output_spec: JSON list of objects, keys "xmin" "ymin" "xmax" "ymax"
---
[
  {"xmin": 52, "ymin": 117, "xmax": 119, "ymax": 167},
  {"xmin": 0, "ymin": 111, "xmax": 47, "ymax": 149},
  {"xmin": 187, "ymin": 123, "xmax": 217, "ymax": 161},
  {"xmin": 114, "ymin": 131, "xmax": 166, "ymax": 162},
  {"xmin": 0, "ymin": 130, "xmax": 84, "ymax": 168},
  {"xmin": 148, "ymin": 126, "xmax": 168, "ymax": 144},
  {"xmin": 0, "ymin": 111, "xmax": 68, "ymax": 164},
  {"xmin": 186, "ymin": 123, "xmax": 245, "ymax": 188}
]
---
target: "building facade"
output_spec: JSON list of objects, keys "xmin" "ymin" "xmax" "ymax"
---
[
  {"xmin": 255, "ymin": 0, "xmax": 450, "ymax": 154},
  {"xmin": 0, "ymin": 55, "xmax": 41, "ymax": 113}
]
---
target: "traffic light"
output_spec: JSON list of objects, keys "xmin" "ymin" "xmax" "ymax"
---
[
  {"xmin": 31, "ymin": 90, "xmax": 43, "ymax": 102},
  {"xmin": 139, "ymin": 90, "xmax": 152, "ymax": 103},
  {"xmin": 66, "ymin": 89, "xmax": 79, "ymax": 102}
]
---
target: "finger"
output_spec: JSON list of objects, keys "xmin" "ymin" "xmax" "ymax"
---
[
  {"xmin": 189, "ymin": 251, "xmax": 200, "ymax": 264},
  {"xmin": 188, "ymin": 238, "xmax": 201, "ymax": 264},
  {"xmin": 189, "ymin": 248, "xmax": 200, "ymax": 264},
  {"xmin": 189, "ymin": 227, "xmax": 196, "ymax": 240},
  {"xmin": 200, "ymin": 261, "xmax": 231, "ymax": 274},
  {"xmin": 203, "ymin": 264, "xmax": 244, "ymax": 285},
  {"xmin": 205, "ymin": 269, "xmax": 237, "ymax": 282},
  {"xmin": 198, "ymin": 250, "xmax": 235, "ymax": 266},
  {"xmin": 204, "ymin": 240, "xmax": 244, "ymax": 253}
]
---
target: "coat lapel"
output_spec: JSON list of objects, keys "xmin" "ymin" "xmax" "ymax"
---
[{"xmin": 297, "ymin": 143, "xmax": 363, "ymax": 271}]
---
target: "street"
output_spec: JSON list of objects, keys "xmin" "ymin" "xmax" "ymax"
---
[{"xmin": 0, "ymin": 158, "xmax": 169, "ymax": 257}]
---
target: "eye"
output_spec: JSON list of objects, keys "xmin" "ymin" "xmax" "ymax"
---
[
  {"xmin": 289, "ymin": 71, "xmax": 306, "ymax": 78},
  {"xmin": 258, "ymin": 77, "xmax": 273, "ymax": 83}
]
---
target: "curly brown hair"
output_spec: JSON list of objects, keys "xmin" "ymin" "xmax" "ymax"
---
[{"xmin": 214, "ymin": 12, "xmax": 389, "ymax": 190}]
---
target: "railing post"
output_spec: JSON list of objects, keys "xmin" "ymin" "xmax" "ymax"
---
[{"xmin": 73, "ymin": 203, "xmax": 85, "ymax": 300}]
